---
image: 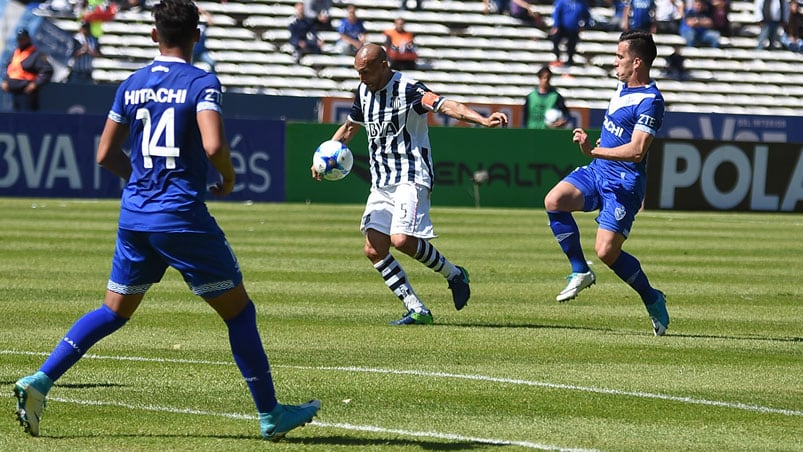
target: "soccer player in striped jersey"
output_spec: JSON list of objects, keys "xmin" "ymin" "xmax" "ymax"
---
[
  {"xmin": 543, "ymin": 30, "xmax": 670, "ymax": 336},
  {"xmin": 313, "ymin": 43, "xmax": 508, "ymax": 325},
  {"xmin": 14, "ymin": 0, "xmax": 319, "ymax": 440}
]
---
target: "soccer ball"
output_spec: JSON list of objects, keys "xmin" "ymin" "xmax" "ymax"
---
[
  {"xmin": 544, "ymin": 108, "xmax": 563, "ymax": 127},
  {"xmin": 312, "ymin": 140, "xmax": 353, "ymax": 181}
]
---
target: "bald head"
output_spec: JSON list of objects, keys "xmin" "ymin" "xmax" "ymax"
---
[
  {"xmin": 355, "ymin": 43, "xmax": 386, "ymax": 66},
  {"xmin": 354, "ymin": 43, "xmax": 393, "ymax": 92}
]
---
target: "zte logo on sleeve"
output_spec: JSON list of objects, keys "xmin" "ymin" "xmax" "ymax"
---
[{"xmin": 638, "ymin": 114, "xmax": 656, "ymax": 128}]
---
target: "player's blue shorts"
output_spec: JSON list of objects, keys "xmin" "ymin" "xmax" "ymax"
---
[
  {"xmin": 563, "ymin": 165, "xmax": 645, "ymax": 238},
  {"xmin": 107, "ymin": 228, "xmax": 243, "ymax": 299}
]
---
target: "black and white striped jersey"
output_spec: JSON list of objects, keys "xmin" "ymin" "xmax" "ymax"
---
[{"xmin": 348, "ymin": 71, "xmax": 445, "ymax": 190}]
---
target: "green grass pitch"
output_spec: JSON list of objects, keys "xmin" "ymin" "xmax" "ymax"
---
[{"xmin": 1, "ymin": 198, "xmax": 801, "ymax": 451}]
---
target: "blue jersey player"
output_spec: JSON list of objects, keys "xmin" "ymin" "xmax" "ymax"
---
[
  {"xmin": 14, "ymin": 0, "xmax": 319, "ymax": 440},
  {"xmin": 544, "ymin": 30, "xmax": 670, "ymax": 336}
]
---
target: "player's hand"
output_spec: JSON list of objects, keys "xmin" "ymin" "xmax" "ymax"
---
[
  {"xmin": 487, "ymin": 112, "xmax": 508, "ymax": 128},
  {"xmin": 209, "ymin": 178, "xmax": 234, "ymax": 197},
  {"xmin": 572, "ymin": 127, "xmax": 593, "ymax": 157},
  {"xmin": 311, "ymin": 165, "xmax": 322, "ymax": 181}
]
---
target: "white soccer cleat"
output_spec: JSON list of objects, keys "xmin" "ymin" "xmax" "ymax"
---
[{"xmin": 556, "ymin": 270, "xmax": 596, "ymax": 302}]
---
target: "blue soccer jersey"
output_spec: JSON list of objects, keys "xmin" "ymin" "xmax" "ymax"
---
[
  {"xmin": 348, "ymin": 71, "xmax": 442, "ymax": 189},
  {"xmin": 107, "ymin": 56, "xmax": 223, "ymax": 232},
  {"xmin": 592, "ymin": 80, "xmax": 664, "ymax": 193}
]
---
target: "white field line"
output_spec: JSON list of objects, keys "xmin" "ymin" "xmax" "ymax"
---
[
  {"xmin": 44, "ymin": 396, "xmax": 596, "ymax": 452},
  {"xmin": 4, "ymin": 349, "xmax": 802, "ymax": 418}
]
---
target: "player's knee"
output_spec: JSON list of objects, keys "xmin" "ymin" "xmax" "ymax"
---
[
  {"xmin": 544, "ymin": 191, "xmax": 560, "ymax": 211},
  {"xmin": 595, "ymin": 242, "xmax": 619, "ymax": 266},
  {"xmin": 390, "ymin": 234, "xmax": 413, "ymax": 251},
  {"xmin": 364, "ymin": 242, "xmax": 380, "ymax": 261}
]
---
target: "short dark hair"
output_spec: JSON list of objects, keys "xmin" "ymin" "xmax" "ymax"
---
[
  {"xmin": 619, "ymin": 30, "xmax": 657, "ymax": 67},
  {"xmin": 536, "ymin": 65, "xmax": 552, "ymax": 78},
  {"xmin": 17, "ymin": 28, "xmax": 29, "ymax": 37},
  {"xmin": 152, "ymin": 0, "xmax": 199, "ymax": 47}
]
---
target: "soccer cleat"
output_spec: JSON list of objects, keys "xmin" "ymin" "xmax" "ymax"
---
[
  {"xmin": 645, "ymin": 290, "xmax": 670, "ymax": 336},
  {"xmin": 260, "ymin": 399, "xmax": 321, "ymax": 441},
  {"xmin": 390, "ymin": 309, "xmax": 434, "ymax": 325},
  {"xmin": 447, "ymin": 266, "xmax": 471, "ymax": 311},
  {"xmin": 556, "ymin": 270, "xmax": 596, "ymax": 302},
  {"xmin": 14, "ymin": 372, "xmax": 52, "ymax": 437}
]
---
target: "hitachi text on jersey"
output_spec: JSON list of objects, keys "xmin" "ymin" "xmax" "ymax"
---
[{"xmin": 124, "ymin": 88, "xmax": 188, "ymax": 105}]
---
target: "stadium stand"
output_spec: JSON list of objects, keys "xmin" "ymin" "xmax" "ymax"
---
[{"xmin": 39, "ymin": 0, "xmax": 803, "ymax": 116}]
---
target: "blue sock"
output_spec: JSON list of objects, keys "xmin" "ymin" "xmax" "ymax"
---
[
  {"xmin": 40, "ymin": 304, "xmax": 128, "ymax": 382},
  {"xmin": 547, "ymin": 211, "xmax": 589, "ymax": 273},
  {"xmin": 225, "ymin": 301, "xmax": 277, "ymax": 413},
  {"xmin": 609, "ymin": 251, "xmax": 658, "ymax": 304}
]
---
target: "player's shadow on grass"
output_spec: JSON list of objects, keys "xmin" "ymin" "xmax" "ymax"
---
[
  {"xmin": 444, "ymin": 322, "xmax": 803, "ymax": 342},
  {"xmin": 285, "ymin": 436, "xmax": 504, "ymax": 449},
  {"xmin": 446, "ymin": 321, "xmax": 616, "ymax": 334},
  {"xmin": 56, "ymin": 382, "xmax": 126, "ymax": 389},
  {"xmin": 0, "ymin": 381, "xmax": 126, "ymax": 387},
  {"xmin": 41, "ymin": 433, "xmax": 500, "ymax": 449}
]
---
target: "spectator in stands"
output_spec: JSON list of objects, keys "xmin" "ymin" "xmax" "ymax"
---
[
  {"xmin": 193, "ymin": 8, "xmax": 216, "ymax": 72},
  {"xmin": 69, "ymin": 21, "xmax": 101, "ymax": 84},
  {"xmin": 654, "ymin": 0, "xmax": 684, "ymax": 34},
  {"xmin": 680, "ymin": 0, "xmax": 720, "ymax": 47},
  {"xmin": 82, "ymin": 0, "xmax": 118, "ymax": 38},
  {"xmin": 596, "ymin": 0, "xmax": 626, "ymax": 31},
  {"xmin": 550, "ymin": 0, "xmax": 592, "ymax": 66},
  {"xmin": 622, "ymin": 0, "xmax": 657, "ymax": 32},
  {"xmin": 483, "ymin": 0, "xmax": 511, "ymax": 15},
  {"xmin": 662, "ymin": 44, "xmax": 690, "ymax": 79},
  {"xmin": 38, "ymin": 0, "xmax": 78, "ymax": 18},
  {"xmin": 510, "ymin": 0, "xmax": 547, "ymax": 29},
  {"xmin": 335, "ymin": 4, "xmax": 367, "ymax": 55},
  {"xmin": 755, "ymin": 0, "xmax": 789, "ymax": 50},
  {"xmin": 305, "ymin": 0, "xmax": 332, "ymax": 31},
  {"xmin": 782, "ymin": 0, "xmax": 802, "ymax": 51},
  {"xmin": 523, "ymin": 65, "xmax": 571, "ymax": 129},
  {"xmin": 400, "ymin": 0, "xmax": 423, "ymax": 10},
  {"xmin": 1, "ymin": 29, "xmax": 53, "ymax": 112},
  {"xmin": 116, "ymin": 0, "xmax": 147, "ymax": 12},
  {"xmin": 710, "ymin": 0, "xmax": 732, "ymax": 37},
  {"xmin": 384, "ymin": 18, "xmax": 418, "ymax": 70},
  {"xmin": 289, "ymin": 2, "xmax": 323, "ymax": 62}
]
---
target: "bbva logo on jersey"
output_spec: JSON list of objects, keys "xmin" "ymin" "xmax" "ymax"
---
[{"xmin": 365, "ymin": 121, "xmax": 400, "ymax": 139}]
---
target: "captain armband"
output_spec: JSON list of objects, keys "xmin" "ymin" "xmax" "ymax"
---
[{"xmin": 422, "ymin": 91, "xmax": 446, "ymax": 113}]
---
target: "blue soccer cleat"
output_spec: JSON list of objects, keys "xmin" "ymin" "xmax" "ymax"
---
[
  {"xmin": 448, "ymin": 266, "xmax": 471, "ymax": 310},
  {"xmin": 14, "ymin": 372, "xmax": 53, "ymax": 437},
  {"xmin": 645, "ymin": 290, "xmax": 670, "ymax": 336},
  {"xmin": 390, "ymin": 309, "xmax": 434, "ymax": 325},
  {"xmin": 260, "ymin": 399, "xmax": 321, "ymax": 441}
]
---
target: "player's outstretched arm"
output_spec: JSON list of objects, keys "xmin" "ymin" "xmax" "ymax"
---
[
  {"xmin": 331, "ymin": 119, "xmax": 361, "ymax": 145},
  {"xmin": 97, "ymin": 118, "xmax": 133, "ymax": 180},
  {"xmin": 589, "ymin": 129, "xmax": 654, "ymax": 162},
  {"xmin": 437, "ymin": 99, "xmax": 508, "ymax": 128}
]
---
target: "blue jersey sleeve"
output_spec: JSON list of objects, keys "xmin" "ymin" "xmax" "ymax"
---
[{"xmin": 634, "ymin": 92, "xmax": 664, "ymax": 136}]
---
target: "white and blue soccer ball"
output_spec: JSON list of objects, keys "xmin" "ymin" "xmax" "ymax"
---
[
  {"xmin": 313, "ymin": 140, "xmax": 353, "ymax": 181},
  {"xmin": 544, "ymin": 108, "xmax": 563, "ymax": 127}
]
